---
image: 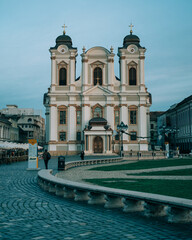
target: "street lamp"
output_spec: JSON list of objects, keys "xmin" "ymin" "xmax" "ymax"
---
[
  {"xmin": 117, "ymin": 121, "xmax": 128, "ymax": 157},
  {"xmin": 160, "ymin": 125, "xmax": 179, "ymax": 158}
]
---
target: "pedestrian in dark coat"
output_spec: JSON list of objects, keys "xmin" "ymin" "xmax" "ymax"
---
[
  {"xmin": 80, "ymin": 151, "xmax": 85, "ymax": 160},
  {"xmin": 42, "ymin": 149, "xmax": 51, "ymax": 169}
]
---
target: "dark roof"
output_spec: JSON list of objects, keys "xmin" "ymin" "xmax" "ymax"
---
[
  {"xmin": 166, "ymin": 95, "xmax": 192, "ymax": 113},
  {"xmin": 89, "ymin": 117, "xmax": 107, "ymax": 125},
  {"xmin": 123, "ymin": 33, "xmax": 141, "ymax": 47},
  {"xmin": 118, "ymin": 31, "xmax": 145, "ymax": 50},
  {"xmin": 0, "ymin": 114, "xmax": 11, "ymax": 125},
  {"xmin": 176, "ymin": 95, "xmax": 192, "ymax": 108},
  {"xmin": 50, "ymin": 33, "xmax": 77, "ymax": 50}
]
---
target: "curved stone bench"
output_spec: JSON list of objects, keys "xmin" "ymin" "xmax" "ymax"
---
[
  {"xmin": 38, "ymin": 168, "xmax": 192, "ymax": 223},
  {"xmin": 64, "ymin": 157, "xmax": 122, "ymax": 170}
]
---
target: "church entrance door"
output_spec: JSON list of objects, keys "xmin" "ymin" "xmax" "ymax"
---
[{"xmin": 93, "ymin": 136, "xmax": 103, "ymax": 153}]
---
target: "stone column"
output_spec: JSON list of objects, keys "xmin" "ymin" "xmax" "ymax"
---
[
  {"xmin": 120, "ymin": 56, "xmax": 126, "ymax": 92},
  {"xmin": 70, "ymin": 56, "xmax": 76, "ymax": 92},
  {"xmin": 106, "ymin": 104, "xmax": 114, "ymax": 129},
  {"xmin": 139, "ymin": 51, "xmax": 146, "ymax": 92},
  {"xmin": 138, "ymin": 104, "xmax": 148, "ymax": 151},
  {"xmin": 45, "ymin": 109, "xmax": 50, "ymax": 144},
  {"xmin": 51, "ymin": 55, "xmax": 56, "ymax": 86},
  {"xmin": 89, "ymin": 135, "xmax": 92, "ymax": 153},
  {"xmin": 139, "ymin": 105, "xmax": 147, "ymax": 139},
  {"xmin": 68, "ymin": 104, "xmax": 76, "ymax": 142},
  {"xmin": 82, "ymin": 103, "xmax": 90, "ymax": 131},
  {"xmin": 81, "ymin": 53, "xmax": 88, "ymax": 91},
  {"xmin": 49, "ymin": 105, "xmax": 57, "ymax": 142},
  {"xmin": 107, "ymin": 58, "xmax": 114, "ymax": 91}
]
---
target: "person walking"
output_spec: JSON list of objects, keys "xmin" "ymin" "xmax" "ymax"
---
[
  {"xmin": 80, "ymin": 151, "xmax": 84, "ymax": 160},
  {"xmin": 42, "ymin": 149, "xmax": 51, "ymax": 169}
]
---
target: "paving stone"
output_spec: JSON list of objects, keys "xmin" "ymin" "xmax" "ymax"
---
[{"xmin": 0, "ymin": 158, "xmax": 192, "ymax": 239}]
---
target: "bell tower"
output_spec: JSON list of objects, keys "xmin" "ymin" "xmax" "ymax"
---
[
  {"xmin": 118, "ymin": 25, "xmax": 151, "ymax": 151},
  {"xmin": 118, "ymin": 24, "xmax": 146, "ymax": 92},
  {"xmin": 49, "ymin": 25, "xmax": 78, "ymax": 92}
]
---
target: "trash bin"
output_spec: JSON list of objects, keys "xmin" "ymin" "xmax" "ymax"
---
[{"xmin": 58, "ymin": 156, "xmax": 65, "ymax": 170}]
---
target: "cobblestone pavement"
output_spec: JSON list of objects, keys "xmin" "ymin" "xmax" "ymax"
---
[{"xmin": 1, "ymin": 158, "xmax": 192, "ymax": 240}]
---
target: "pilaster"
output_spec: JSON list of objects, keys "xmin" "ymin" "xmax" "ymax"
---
[
  {"xmin": 81, "ymin": 56, "xmax": 88, "ymax": 91},
  {"xmin": 82, "ymin": 101, "xmax": 90, "ymax": 131},
  {"xmin": 68, "ymin": 104, "xmax": 76, "ymax": 142},
  {"xmin": 69, "ymin": 56, "xmax": 76, "ymax": 92},
  {"xmin": 49, "ymin": 104, "xmax": 57, "ymax": 142},
  {"xmin": 120, "ymin": 56, "xmax": 126, "ymax": 92},
  {"xmin": 51, "ymin": 54, "xmax": 56, "ymax": 89},
  {"xmin": 139, "ymin": 50, "xmax": 146, "ymax": 92}
]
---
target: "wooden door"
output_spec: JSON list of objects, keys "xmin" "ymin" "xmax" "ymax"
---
[{"xmin": 93, "ymin": 136, "xmax": 103, "ymax": 153}]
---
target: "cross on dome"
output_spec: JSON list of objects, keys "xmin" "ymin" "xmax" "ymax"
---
[
  {"xmin": 129, "ymin": 23, "xmax": 134, "ymax": 34},
  {"xmin": 62, "ymin": 24, "xmax": 67, "ymax": 34}
]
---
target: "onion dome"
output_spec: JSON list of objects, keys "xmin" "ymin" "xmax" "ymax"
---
[
  {"xmin": 55, "ymin": 33, "xmax": 73, "ymax": 48},
  {"xmin": 50, "ymin": 25, "xmax": 76, "ymax": 50},
  {"xmin": 123, "ymin": 31, "xmax": 141, "ymax": 48}
]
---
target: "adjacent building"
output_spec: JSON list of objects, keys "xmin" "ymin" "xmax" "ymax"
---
[
  {"xmin": 44, "ymin": 27, "xmax": 152, "ymax": 155},
  {"xmin": 157, "ymin": 95, "xmax": 192, "ymax": 153},
  {"xmin": 0, "ymin": 105, "xmax": 45, "ymax": 146},
  {"xmin": 0, "ymin": 114, "xmax": 12, "ymax": 141}
]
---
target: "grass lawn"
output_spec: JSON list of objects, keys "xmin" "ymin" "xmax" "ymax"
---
[
  {"xmin": 89, "ymin": 158, "xmax": 192, "ymax": 171},
  {"xmin": 84, "ymin": 178, "xmax": 192, "ymax": 200},
  {"xmin": 133, "ymin": 168, "xmax": 192, "ymax": 176},
  {"xmin": 85, "ymin": 158, "xmax": 192, "ymax": 200}
]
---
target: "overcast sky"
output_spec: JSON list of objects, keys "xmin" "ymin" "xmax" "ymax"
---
[{"xmin": 0, "ymin": 0, "xmax": 192, "ymax": 116}]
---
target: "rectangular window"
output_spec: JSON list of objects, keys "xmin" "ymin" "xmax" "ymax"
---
[
  {"xmin": 76, "ymin": 110, "xmax": 81, "ymax": 125},
  {"xmin": 60, "ymin": 110, "xmax": 66, "ymax": 124},
  {"xmin": 130, "ymin": 132, "xmax": 137, "ymax": 141},
  {"xmin": 76, "ymin": 131, "xmax": 81, "ymax": 141},
  {"xmin": 130, "ymin": 110, "xmax": 137, "ymax": 124},
  {"xmin": 114, "ymin": 110, "xmax": 119, "ymax": 125},
  {"xmin": 59, "ymin": 132, "xmax": 66, "ymax": 141},
  {"xmin": 151, "ymin": 123, "xmax": 154, "ymax": 129}
]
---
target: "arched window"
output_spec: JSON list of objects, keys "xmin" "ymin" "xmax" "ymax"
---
[
  {"xmin": 94, "ymin": 107, "xmax": 102, "ymax": 118},
  {"xmin": 59, "ymin": 68, "xmax": 67, "ymax": 86},
  {"xmin": 129, "ymin": 67, "xmax": 136, "ymax": 85},
  {"xmin": 94, "ymin": 67, "xmax": 102, "ymax": 86}
]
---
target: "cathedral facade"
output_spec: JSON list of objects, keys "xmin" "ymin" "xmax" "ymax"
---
[{"xmin": 44, "ymin": 27, "xmax": 152, "ymax": 155}]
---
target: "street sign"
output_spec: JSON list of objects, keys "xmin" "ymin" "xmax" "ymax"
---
[{"xmin": 28, "ymin": 139, "xmax": 39, "ymax": 170}]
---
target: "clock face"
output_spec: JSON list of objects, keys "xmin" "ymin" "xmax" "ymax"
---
[
  {"xmin": 58, "ymin": 45, "xmax": 68, "ymax": 54},
  {"xmin": 130, "ymin": 48, "xmax": 135, "ymax": 53},
  {"xmin": 127, "ymin": 45, "xmax": 138, "ymax": 54}
]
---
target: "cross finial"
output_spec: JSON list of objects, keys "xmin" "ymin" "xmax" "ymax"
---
[
  {"xmin": 62, "ymin": 24, "xmax": 67, "ymax": 34},
  {"xmin": 129, "ymin": 23, "xmax": 134, "ymax": 34}
]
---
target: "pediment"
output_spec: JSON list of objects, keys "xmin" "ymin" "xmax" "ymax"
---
[
  {"xmin": 82, "ymin": 85, "xmax": 114, "ymax": 96},
  {"xmin": 90, "ymin": 60, "xmax": 105, "ymax": 67}
]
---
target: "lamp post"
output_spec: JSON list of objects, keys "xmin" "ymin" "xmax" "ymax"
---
[
  {"xmin": 169, "ymin": 127, "xmax": 180, "ymax": 157},
  {"xmin": 117, "ymin": 121, "xmax": 128, "ymax": 157},
  {"xmin": 160, "ymin": 125, "xmax": 179, "ymax": 158}
]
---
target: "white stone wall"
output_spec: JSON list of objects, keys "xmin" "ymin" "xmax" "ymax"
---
[{"xmin": 46, "ymin": 44, "xmax": 151, "ymax": 154}]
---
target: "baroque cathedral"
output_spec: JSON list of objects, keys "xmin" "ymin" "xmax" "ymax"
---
[{"xmin": 44, "ymin": 25, "xmax": 152, "ymax": 155}]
